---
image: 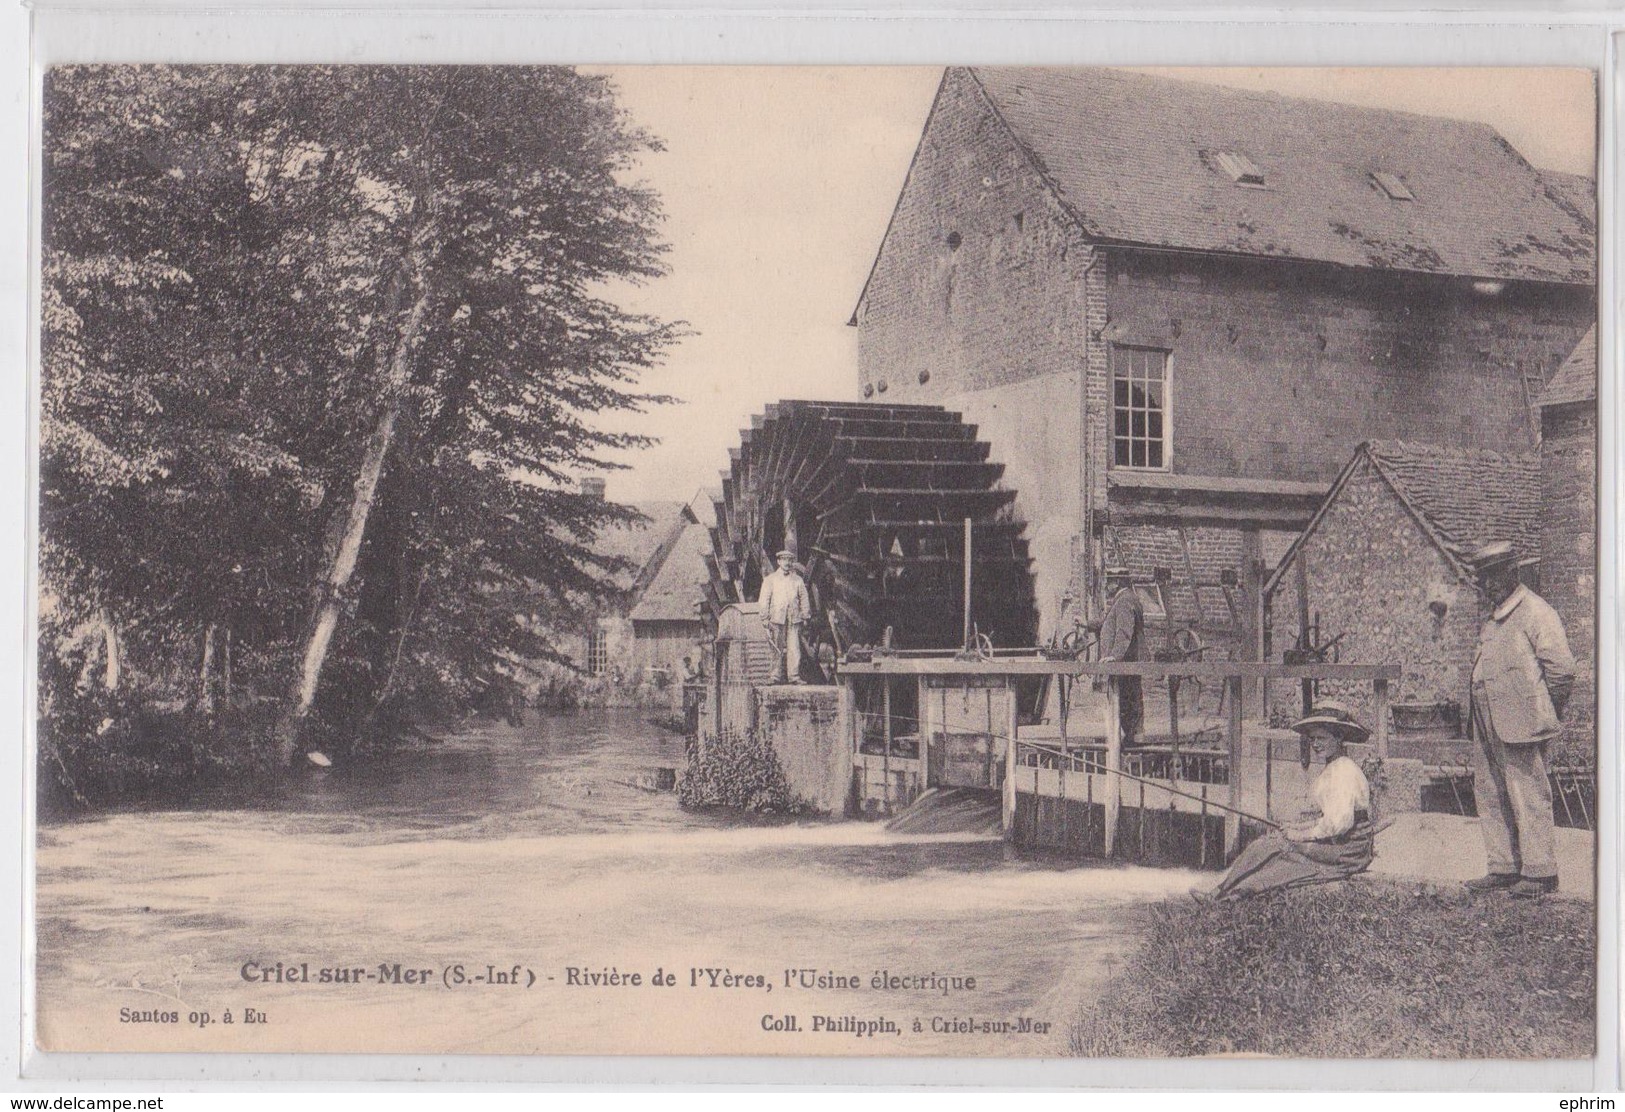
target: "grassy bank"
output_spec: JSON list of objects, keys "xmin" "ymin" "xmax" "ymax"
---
[{"xmin": 1068, "ymin": 880, "xmax": 1595, "ymax": 1059}]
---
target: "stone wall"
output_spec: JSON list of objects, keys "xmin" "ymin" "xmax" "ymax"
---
[
  {"xmin": 855, "ymin": 68, "xmax": 1098, "ymax": 405},
  {"xmin": 1266, "ymin": 457, "xmax": 1480, "ymax": 726},
  {"xmin": 757, "ymin": 686, "xmax": 848, "ymax": 814},
  {"xmin": 1101, "ymin": 251, "xmax": 1591, "ymax": 485},
  {"xmin": 1540, "ymin": 402, "xmax": 1597, "ymax": 763},
  {"xmin": 853, "ymin": 67, "xmax": 1095, "ymax": 636}
]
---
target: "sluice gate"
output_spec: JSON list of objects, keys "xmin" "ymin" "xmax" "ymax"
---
[
  {"xmin": 884, "ymin": 787, "xmax": 1003, "ymax": 836},
  {"xmin": 837, "ymin": 658, "xmax": 1401, "ymax": 869}
]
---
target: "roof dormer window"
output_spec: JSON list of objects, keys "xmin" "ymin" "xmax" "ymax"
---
[
  {"xmin": 1371, "ymin": 171, "xmax": 1415, "ymax": 201},
  {"xmin": 1213, "ymin": 150, "xmax": 1265, "ymax": 187}
]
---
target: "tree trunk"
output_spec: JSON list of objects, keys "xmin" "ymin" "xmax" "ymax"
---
[
  {"xmin": 277, "ymin": 397, "xmax": 402, "ymax": 761},
  {"xmin": 198, "ymin": 623, "xmax": 217, "ymax": 715},
  {"xmin": 367, "ymin": 569, "xmax": 428, "ymax": 724},
  {"xmin": 277, "ymin": 240, "xmax": 434, "ymax": 763},
  {"xmin": 98, "ymin": 605, "xmax": 121, "ymax": 692}
]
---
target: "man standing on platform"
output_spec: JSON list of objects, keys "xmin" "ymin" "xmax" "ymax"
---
[
  {"xmin": 1099, "ymin": 565, "xmax": 1145, "ymax": 747},
  {"xmin": 1463, "ymin": 541, "xmax": 1575, "ymax": 900},
  {"xmin": 758, "ymin": 548, "xmax": 811, "ymax": 685}
]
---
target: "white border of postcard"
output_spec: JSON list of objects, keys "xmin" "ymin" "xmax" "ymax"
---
[{"xmin": 4, "ymin": 2, "xmax": 1619, "ymax": 1092}]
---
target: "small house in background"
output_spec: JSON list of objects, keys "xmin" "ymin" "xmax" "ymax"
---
[
  {"xmin": 1538, "ymin": 326, "xmax": 1597, "ymax": 760},
  {"xmin": 626, "ymin": 514, "xmax": 714, "ymax": 699},
  {"xmin": 1263, "ymin": 440, "xmax": 1539, "ymax": 742},
  {"xmin": 539, "ymin": 481, "xmax": 711, "ymax": 711}
]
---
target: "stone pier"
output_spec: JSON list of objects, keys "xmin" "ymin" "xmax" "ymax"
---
[{"xmin": 756, "ymin": 685, "xmax": 847, "ymax": 814}]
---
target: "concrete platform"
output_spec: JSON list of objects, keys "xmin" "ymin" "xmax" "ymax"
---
[{"xmin": 1369, "ymin": 811, "xmax": 1596, "ymax": 902}]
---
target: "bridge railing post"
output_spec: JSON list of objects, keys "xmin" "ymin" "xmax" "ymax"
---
[
  {"xmin": 1103, "ymin": 675, "xmax": 1121, "ymax": 858},
  {"xmin": 1372, "ymin": 676, "xmax": 1390, "ymax": 760},
  {"xmin": 1224, "ymin": 675, "xmax": 1244, "ymax": 860},
  {"xmin": 1003, "ymin": 677, "xmax": 1018, "ymax": 839}
]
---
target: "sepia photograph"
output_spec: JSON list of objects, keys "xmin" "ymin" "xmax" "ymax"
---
[{"xmin": 30, "ymin": 60, "xmax": 1600, "ymax": 1064}]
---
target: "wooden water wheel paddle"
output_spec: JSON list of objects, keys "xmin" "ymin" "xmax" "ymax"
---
[{"xmin": 704, "ymin": 400, "xmax": 1037, "ymax": 656}]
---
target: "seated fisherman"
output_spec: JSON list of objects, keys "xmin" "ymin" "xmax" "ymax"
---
[{"xmin": 1194, "ymin": 701, "xmax": 1375, "ymax": 902}]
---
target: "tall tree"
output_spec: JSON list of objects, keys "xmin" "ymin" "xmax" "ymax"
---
[
  {"xmin": 40, "ymin": 64, "xmax": 679, "ymax": 779},
  {"xmin": 42, "ymin": 66, "xmax": 333, "ymax": 698},
  {"xmin": 265, "ymin": 66, "xmax": 678, "ymax": 758}
]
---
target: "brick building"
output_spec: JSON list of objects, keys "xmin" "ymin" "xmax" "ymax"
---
[
  {"xmin": 850, "ymin": 67, "xmax": 1595, "ymax": 651},
  {"xmin": 1262, "ymin": 441, "xmax": 1540, "ymax": 742},
  {"xmin": 1537, "ymin": 326, "xmax": 1597, "ymax": 758}
]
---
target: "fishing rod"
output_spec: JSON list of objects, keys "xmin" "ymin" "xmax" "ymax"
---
[{"xmin": 1016, "ymin": 735, "xmax": 1283, "ymax": 831}]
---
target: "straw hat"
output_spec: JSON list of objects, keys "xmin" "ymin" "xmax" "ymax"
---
[
  {"xmin": 1468, "ymin": 541, "xmax": 1520, "ymax": 574},
  {"xmin": 1288, "ymin": 700, "xmax": 1370, "ymax": 745}
]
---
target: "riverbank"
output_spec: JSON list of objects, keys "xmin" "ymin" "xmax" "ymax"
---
[{"xmin": 1066, "ymin": 878, "xmax": 1596, "ymax": 1059}]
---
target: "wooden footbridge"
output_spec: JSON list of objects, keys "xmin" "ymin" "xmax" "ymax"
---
[{"xmin": 838, "ymin": 656, "xmax": 1401, "ymax": 867}]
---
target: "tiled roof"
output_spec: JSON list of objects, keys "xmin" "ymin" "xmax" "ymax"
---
[
  {"xmin": 1539, "ymin": 324, "xmax": 1596, "ymax": 407},
  {"xmin": 1538, "ymin": 169, "xmax": 1597, "ymax": 228},
  {"xmin": 1365, "ymin": 440, "xmax": 1541, "ymax": 574},
  {"xmin": 591, "ymin": 501, "xmax": 689, "ymax": 592},
  {"xmin": 967, "ymin": 67, "xmax": 1595, "ymax": 284},
  {"xmin": 628, "ymin": 520, "xmax": 712, "ymax": 623}
]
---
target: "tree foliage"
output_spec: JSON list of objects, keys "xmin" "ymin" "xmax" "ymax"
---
[{"xmin": 39, "ymin": 64, "xmax": 679, "ymax": 801}]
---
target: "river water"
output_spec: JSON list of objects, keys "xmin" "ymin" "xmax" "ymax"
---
[
  {"xmin": 259, "ymin": 710, "xmax": 717, "ymax": 838},
  {"xmin": 34, "ymin": 710, "xmax": 1202, "ymax": 1057}
]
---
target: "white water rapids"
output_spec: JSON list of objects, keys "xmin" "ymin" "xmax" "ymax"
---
[{"xmin": 35, "ymin": 712, "xmax": 1202, "ymax": 1056}]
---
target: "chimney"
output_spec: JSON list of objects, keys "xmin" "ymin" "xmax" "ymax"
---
[{"xmin": 579, "ymin": 477, "xmax": 607, "ymax": 500}]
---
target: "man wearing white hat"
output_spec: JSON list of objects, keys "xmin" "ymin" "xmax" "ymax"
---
[
  {"xmin": 758, "ymin": 548, "xmax": 811, "ymax": 685},
  {"xmin": 1464, "ymin": 541, "xmax": 1575, "ymax": 899}
]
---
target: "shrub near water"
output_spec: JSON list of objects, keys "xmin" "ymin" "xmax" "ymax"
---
[
  {"xmin": 1069, "ymin": 882, "xmax": 1595, "ymax": 1059},
  {"xmin": 678, "ymin": 729, "xmax": 812, "ymax": 814},
  {"xmin": 37, "ymin": 673, "xmax": 285, "ymax": 815}
]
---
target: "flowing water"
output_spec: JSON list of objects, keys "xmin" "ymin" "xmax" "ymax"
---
[
  {"xmin": 252, "ymin": 710, "xmax": 716, "ymax": 838},
  {"xmin": 34, "ymin": 710, "xmax": 1202, "ymax": 1057}
]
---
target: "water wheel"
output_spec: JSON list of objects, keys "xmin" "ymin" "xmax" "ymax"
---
[{"xmin": 704, "ymin": 400, "xmax": 1037, "ymax": 657}]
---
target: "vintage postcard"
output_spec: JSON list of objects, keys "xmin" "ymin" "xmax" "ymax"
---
[{"xmin": 31, "ymin": 61, "xmax": 1600, "ymax": 1064}]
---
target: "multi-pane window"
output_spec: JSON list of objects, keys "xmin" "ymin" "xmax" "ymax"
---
[
  {"xmin": 587, "ymin": 628, "xmax": 609, "ymax": 676},
  {"xmin": 1112, "ymin": 346, "xmax": 1169, "ymax": 469}
]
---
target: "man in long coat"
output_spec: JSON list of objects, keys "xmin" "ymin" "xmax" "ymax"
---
[
  {"xmin": 1098, "ymin": 565, "xmax": 1145, "ymax": 746},
  {"xmin": 758, "ymin": 548, "xmax": 811, "ymax": 684},
  {"xmin": 1463, "ymin": 541, "xmax": 1575, "ymax": 899}
]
